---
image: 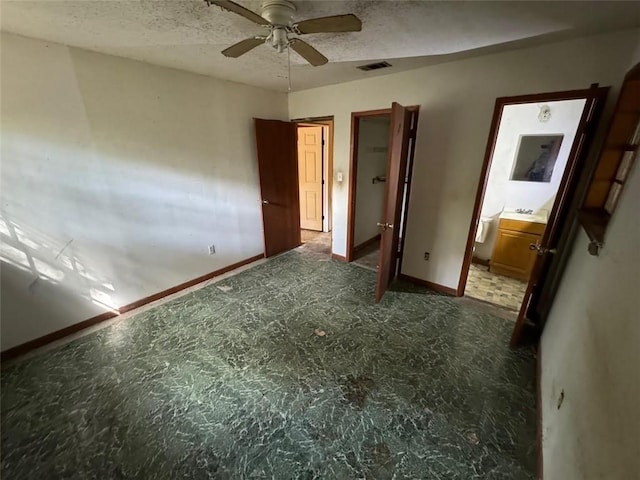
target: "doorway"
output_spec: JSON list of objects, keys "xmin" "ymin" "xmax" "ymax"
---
[
  {"xmin": 458, "ymin": 86, "xmax": 609, "ymax": 346},
  {"xmin": 346, "ymin": 107, "xmax": 419, "ymax": 273},
  {"xmin": 256, "ymin": 103, "xmax": 417, "ymax": 302},
  {"xmin": 463, "ymin": 99, "xmax": 587, "ymax": 312},
  {"xmin": 254, "ymin": 116, "xmax": 334, "ymax": 259},
  {"xmin": 350, "ymin": 113, "xmax": 391, "ymax": 270},
  {"xmin": 296, "ymin": 119, "xmax": 333, "ymax": 257},
  {"xmin": 296, "ymin": 122, "xmax": 331, "ymax": 256}
]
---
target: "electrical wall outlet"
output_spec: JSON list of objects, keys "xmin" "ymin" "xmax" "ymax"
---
[
  {"xmin": 208, "ymin": 244, "xmax": 216, "ymax": 255},
  {"xmin": 424, "ymin": 252, "xmax": 430, "ymax": 261}
]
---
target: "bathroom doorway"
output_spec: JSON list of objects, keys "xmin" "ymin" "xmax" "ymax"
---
[{"xmin": 459, "ymin": 87, "xmax": 606, "ymax": 325}]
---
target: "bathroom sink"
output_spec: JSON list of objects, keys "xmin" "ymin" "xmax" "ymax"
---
[{"xmin": 499, "ymin": 210, "xmax": 548, "ymax": 224}]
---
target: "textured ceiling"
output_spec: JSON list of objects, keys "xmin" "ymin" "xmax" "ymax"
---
[{"xmin": 2, "ymin": 1, "xmax": 639, "ymax": 92}]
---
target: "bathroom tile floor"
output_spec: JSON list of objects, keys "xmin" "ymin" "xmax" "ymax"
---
[
  {"xmin": 465, "ymin": 264, "xmax": 527, "ymax": 313},
  {"xmin": 1, "ymin": 250, "xmax": 536, "ymax": 479}
]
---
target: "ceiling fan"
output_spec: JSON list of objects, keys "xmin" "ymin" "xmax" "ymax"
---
[{"xmin": 204, "ymin": 0, "xmax": 362, "ymax": 66}]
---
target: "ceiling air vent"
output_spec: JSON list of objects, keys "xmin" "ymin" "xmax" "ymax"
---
[{"xmin": 357, "ymin": 61, "xmax": 391, "ymax": 72}]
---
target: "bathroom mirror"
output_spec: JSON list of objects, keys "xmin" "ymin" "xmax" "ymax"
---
[{"xmin": 510, "ymin": 134, "xmax": 564, "ymax": 182}]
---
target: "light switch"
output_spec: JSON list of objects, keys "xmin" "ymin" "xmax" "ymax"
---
[{"xmin": 337, "ymin": 172, "xmax": 343, "ymax": 182}]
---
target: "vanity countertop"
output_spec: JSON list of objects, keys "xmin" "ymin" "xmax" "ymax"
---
[{"xmin": 499, "ymin": 210, "xmax": 548, "ymax": 224}]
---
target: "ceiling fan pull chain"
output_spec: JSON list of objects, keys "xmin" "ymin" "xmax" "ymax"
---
[{"xmin": 287, "ymin": 44, "xmax": 292, "ymax": 92}]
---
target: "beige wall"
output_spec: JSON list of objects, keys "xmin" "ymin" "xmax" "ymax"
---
[
  {"xmin": 0, "ymin": 32, "xmax": 288, "ymax": 350},
  {"xmin": 288, "ymin": 28, "xmax": 639, "ymax": 289},
  {"xmin": 540, "ymin": 162, "xmax": 640, "ymax": 479},
  {"xmin": 539, "ymin": 57, "xmax": 640, "ymax": 479}
]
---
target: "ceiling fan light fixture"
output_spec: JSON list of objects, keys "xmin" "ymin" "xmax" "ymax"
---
[{"xmin": 270, "ymin": 27, "xmax": 288, "ymax": 53}]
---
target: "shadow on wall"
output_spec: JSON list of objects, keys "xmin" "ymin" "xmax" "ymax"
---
[
  {"xmin": 0, "ymin": 120, "xmax": 261, "ymax": 352},
  {"xmin": 0, "ymin": 152, "xmax": 259, "ymax": 352},
  {"xmin": 0, "ymin": 34, "xmax": 285, "ymax": 351}
]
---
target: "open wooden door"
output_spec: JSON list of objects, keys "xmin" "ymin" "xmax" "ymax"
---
[
  {"xmin": 254, "ymin": 118, "xmax": 301, "ymax": 257},
  {"xmin": 375, "ymin": 102, "xmax": 412, "ymax": 302},
  {"xmin": 510, "ymin": 85, "xmax": 610, "ymax": 346}
]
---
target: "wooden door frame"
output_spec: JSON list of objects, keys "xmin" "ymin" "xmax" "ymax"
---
[
  {"xmin": 396, "ymin": 108, "xmax": 421, "ymax": 276},
  {"xmin": 296, "ymin": 124, "xmax": 325, "ymax": 232},
  {"xmin": 510, "ymin": 85, "xmax": 608, "ymax": 347},
  {"xmin": 457, "ymin": 87, "xmax": 606, "ymax": 298},
  {"xmin": 292, "ymin": 117, "xmax": 334, "ymax": 236},
  {"xmin": 346, "ymin": 106, "xmax": 420, "ymax": 262}
]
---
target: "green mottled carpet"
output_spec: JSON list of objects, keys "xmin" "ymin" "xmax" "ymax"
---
[{"xmin": 1, "ymin": 250, "xmax": 536, "ymax": 479}]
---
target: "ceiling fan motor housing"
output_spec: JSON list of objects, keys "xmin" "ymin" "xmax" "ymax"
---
[{"xmin": 261, "ymin": 0, "xmax": 296, "ymax": 26}]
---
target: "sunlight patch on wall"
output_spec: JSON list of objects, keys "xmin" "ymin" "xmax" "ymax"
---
[
  {"xmin": 0, "ymin": 242, "xmax": 30, "ymax": 270},
  {"xmin": 89, "ymin": 288, "xmax": 118, "ymax": 311},
  {"xmin": 33, "ymin": 257, "xmax": 64, "ymax": 282},
  {"xmin": 0, "ymin": 217, "xmax": 10, "ymax": 236}
]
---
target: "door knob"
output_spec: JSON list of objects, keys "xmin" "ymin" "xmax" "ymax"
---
[
  {"xmin": 529, "ymin": 242, "xmax": 557, "ymax": 256},
  {"xmin": 377, "ymin": 222, "xmax": 394, "ymax": 230},
  {"xmin": 262, "ymin": 200, "xmax": 270, "ymax": 205}
]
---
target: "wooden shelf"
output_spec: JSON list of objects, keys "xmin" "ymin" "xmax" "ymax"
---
[{"xmin": 581, "ymin": 63, "xmax": 639, "ymax": 255}]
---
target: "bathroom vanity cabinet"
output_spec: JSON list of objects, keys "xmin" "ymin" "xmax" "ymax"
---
[{"xmin": 490, "ymin": 217, "xmax": 546, "ymax": 281}]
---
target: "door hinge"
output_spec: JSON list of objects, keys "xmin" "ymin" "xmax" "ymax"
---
[
  {"xmin": 322, "ymin": 179, "xmax": 325, "ymax": 185},
  {"xmin": 322, "ymin": 215, "xmax": 325, "ymax": 220},
  {"xmin": 322, "ymin": 139, "xmax": 325, "ymax": 146}
]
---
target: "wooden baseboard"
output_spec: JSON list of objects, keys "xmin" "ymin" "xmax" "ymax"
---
[
  {"xmin": 119, "ymin": 253, "xmax": 264, "ymax": 313},
  {"xmin": 0, "ymin": 253, "xmax": 265, "ymax": 362},
  {"xmin": 471, "ymin": 256, "xmax": 490, "ymax": 267},
  {"xmin": 331, "ymin": 253, "xmax": 347, "ymax": 262},
  {"xmin": 353, "ymin": 234, "xmax": 381, "ymax": 255},
  {"xmin": 398, "ymin": 273, "xmax": 458, "ymax": 296},
  {"xmin": 1, "ymin": 310, "xmax": 120, "ymax": 364}
]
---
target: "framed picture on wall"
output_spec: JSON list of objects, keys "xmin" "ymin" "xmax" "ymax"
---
[{"xmin": 510, "ymin": 134, "xmax": 564, "ymax": 182}]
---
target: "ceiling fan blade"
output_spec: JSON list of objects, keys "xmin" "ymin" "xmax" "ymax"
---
[
  {"xmin": 205, "ymin": 0, "xmax": 270, "ymax": 26},
  {"xmin": 293, "ymin": 14, "xmax": 362, "ymax": 34},
  {"xmin": 289, "ymin": 39, "xmax": 328, "ymax": 66},
  {"xmin": 222, "ymin": 37, "xmax": 265, "ymax": 58}
]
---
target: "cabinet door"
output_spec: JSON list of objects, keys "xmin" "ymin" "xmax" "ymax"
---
[{"xmin": 490, "ymin": 229, "xmax": 539, "ymax": 280}]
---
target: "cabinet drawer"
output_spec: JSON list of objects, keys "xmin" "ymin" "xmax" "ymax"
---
[{"xmin": 498, "ymin": 218, "xmax": 546, "ymax": 235}]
